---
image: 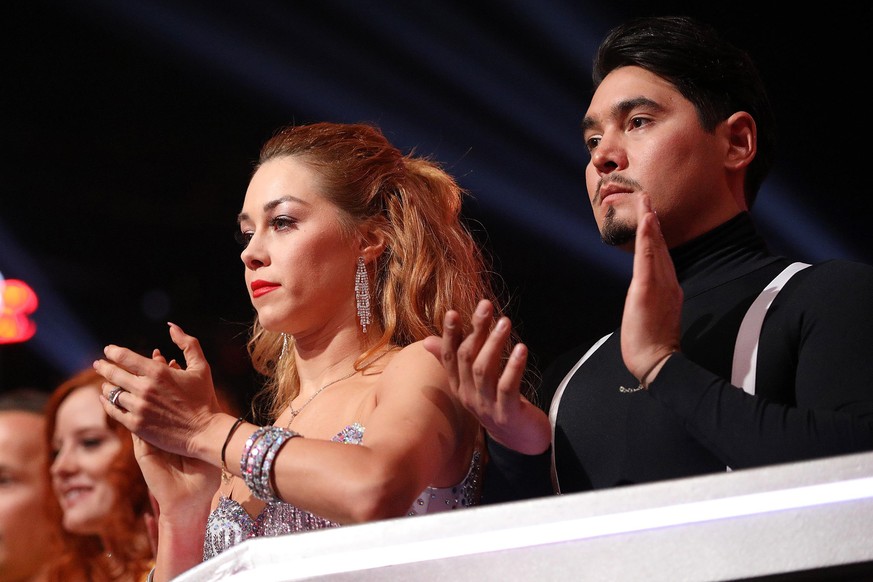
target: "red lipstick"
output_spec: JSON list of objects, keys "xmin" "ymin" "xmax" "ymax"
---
[{"xmin": 251, "ymin": 280, "xmax": 280, "ymax": 298}]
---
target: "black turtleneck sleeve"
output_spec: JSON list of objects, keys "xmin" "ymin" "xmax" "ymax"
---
[{"xmin": 649, "ymin": 259, "xmax": 873, "ymax": 469}]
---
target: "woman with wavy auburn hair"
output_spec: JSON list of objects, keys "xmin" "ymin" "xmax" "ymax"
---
[{"xmin": 94, "ymin": 122, "xmax": 526, "ymax": 581}]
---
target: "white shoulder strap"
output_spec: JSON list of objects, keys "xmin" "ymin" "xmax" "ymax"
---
[
  {"xmin": 552, "ymin": 263, "xmax": 812, "ymax": 482},
  {"xmin": 548, "ymin": 332, "xmax": 611, "ymax": 493},
  {"xmin": 727, "ymin": 261, "xmax": 811, "ymax": 472},
  {"xmin": 731, "ymin": 262, "xmax": 811, "ymax": 395}
]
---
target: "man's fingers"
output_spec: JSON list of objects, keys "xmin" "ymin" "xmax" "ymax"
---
[
  {"xmin": 456, "ymin": 300, "xmax": 496, "ymax": 392},
  {"xmin": 438, "ymin": 310, "xmax": 463, "ymax": 388},
  {"xmin": 427, "ymin": 300, "xmax": 517, "ymax": 417},
  {"xmin": 422, "ymin": 335, "xmax": 442, "ymax": 360},
  {"xmin": 621, "ymin": 191, "xmax": 683, "ymax": 380},
  {"xmin": 471, "ymin": 316, "xmax": 513, "ymax": 395},
  {"xmin": 495, "ymin": 342, "xmax": 527, "ymax": 409}
]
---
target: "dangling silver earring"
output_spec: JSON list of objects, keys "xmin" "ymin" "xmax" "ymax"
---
[
  {"xmin": 281, "ymin": 333, "xmax": 289, "ymax": 358},
  {"xmin": 355, "ymin": 256, "xmax": 371, "ymax": 334}
]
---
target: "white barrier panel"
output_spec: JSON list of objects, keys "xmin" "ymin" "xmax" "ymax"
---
[{"xmin": 176, "ymin": 451, "xmax": 873, "ymax": 581}]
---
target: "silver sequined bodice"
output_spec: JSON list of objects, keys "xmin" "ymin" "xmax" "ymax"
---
[{"xmin": 203, "ymin": 423, "xmax": 483, "ymax": 561}]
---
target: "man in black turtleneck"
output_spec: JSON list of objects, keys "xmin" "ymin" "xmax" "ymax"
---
[{"xmin": 424, "ymin": 15, "xmax": 873, "ymax": 501}]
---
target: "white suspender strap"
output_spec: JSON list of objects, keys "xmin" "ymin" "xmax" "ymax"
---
[
  {"xmin": 548, "ymin": 332, "xmax": 611, "ymax": 494},
  {"xmin": 726, "ymin": 261, "xmax": 810, "ymax": 472},
  {"xmin": 550, "ymin": 263, "xmax": 812, "ymax": 481},
  {"xmin": 731, "ymin": 262, "xmax": 811, "ymax": 395}
]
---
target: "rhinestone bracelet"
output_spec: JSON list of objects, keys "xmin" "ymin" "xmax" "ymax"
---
[
  {"xmin": 256, "ymin": 429, "xmax": 299, "ymax": 500},
  {"xmin": 241, "ymin": 426, "xmax": 301, "ymax": 502},
  {"xmin": 240, "ymin": 427, "xmax": 269, "ymax": 486},
  {"xmin": 249, "ymin": 428, "xmax": 279, "ymax": 498}
]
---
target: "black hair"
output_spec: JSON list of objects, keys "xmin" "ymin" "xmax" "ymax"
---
[{"xmin": 593, "ymin": 15, "xmax": 776, "ymax": 208}]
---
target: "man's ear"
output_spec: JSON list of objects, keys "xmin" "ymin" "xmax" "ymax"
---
[{"xmin": 724, "ymin": 111, "xmax": 756, "ymax": 171}]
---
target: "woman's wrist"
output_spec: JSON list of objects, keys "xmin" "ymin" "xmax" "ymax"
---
[{"xmin": 192, "ymin": 412, "xmax": 238, "ymax": 466}]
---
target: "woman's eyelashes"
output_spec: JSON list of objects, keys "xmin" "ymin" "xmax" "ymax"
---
[
  {"xmin": 269, "ymin": 215, "xmax": 297, "ymax": 232},
  {"xmin": 235, "ymin": 216, "xmax": 298, "ymax": 247},
  {"xmin": 81, "ymin": 436, "xmax": 105, "ymax": 450},
  {"xmin": 50, "ymin": 435, "xmax": 109, "ymax": 459},
  {"xmin": 234, "ymin": 229, "xmax": 252, "ymax": 247}
]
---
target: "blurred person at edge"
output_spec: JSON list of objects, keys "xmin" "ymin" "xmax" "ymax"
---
[
  {"xmin": 44, "ymin": 368, "xmax": 154, "ymax": 582},
  {"xmin": 0, "ymin": 388, "xmax": 56, "ymax": 582}
]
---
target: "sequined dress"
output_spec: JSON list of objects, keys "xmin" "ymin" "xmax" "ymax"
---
[{"xmin": 203, "ymin": 422, "xmax": 483, "ymax": 561}]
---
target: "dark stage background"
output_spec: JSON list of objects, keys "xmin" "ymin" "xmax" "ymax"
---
[{"xmin": 3, "ymin": 1, "xmax": 871, "ymax": 410}]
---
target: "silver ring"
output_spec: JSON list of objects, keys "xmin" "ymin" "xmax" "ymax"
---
[{"xmin": 108, "ymin": 386, "xmax": 125, "ymax": 410}]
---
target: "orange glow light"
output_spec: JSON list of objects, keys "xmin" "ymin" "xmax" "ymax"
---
[{"xmin": 0, "ymin": 279, "xmax": 38, "ymax": 344}]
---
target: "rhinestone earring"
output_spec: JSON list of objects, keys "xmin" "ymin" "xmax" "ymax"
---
[{"xmin": 355, "ymin": 257, "xmax": 371, "ymax": 334}]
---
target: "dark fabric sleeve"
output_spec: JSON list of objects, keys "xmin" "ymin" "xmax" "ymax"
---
[
  {"xmin": 479, "ymin": 342, "xmax": 593, "ymax": 503},
  {"xmin": 480, "ymin": 435, "xmax": 554, "ymax": 504},
  {"xmin": 649, "ymin": 261, "xmax": 873, "ymax": 469}
]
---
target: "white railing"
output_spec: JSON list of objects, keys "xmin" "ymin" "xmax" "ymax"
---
[{"xmin": 176, "ymin": 450, "xmax": 873, "ymax": 581}]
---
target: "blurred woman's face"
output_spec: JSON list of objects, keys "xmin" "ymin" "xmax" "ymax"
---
[{"xmin": 50, "ymin": 385, "xmax": 122, "ymax": 536}]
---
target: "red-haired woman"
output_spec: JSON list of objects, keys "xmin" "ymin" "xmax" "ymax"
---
[{"xmin": 44, "ymin": 368, "xmax": 154, "ymax": 581}]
